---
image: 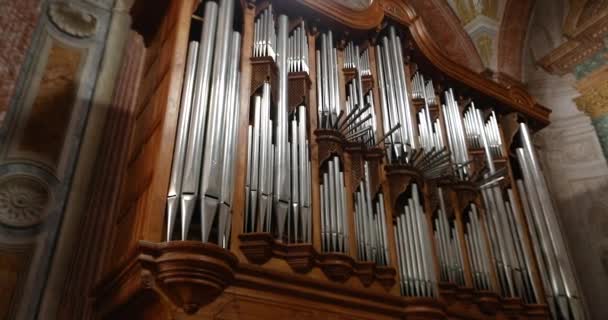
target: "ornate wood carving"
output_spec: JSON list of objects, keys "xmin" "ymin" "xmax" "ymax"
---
[
  {"xmin": 138, "ymin": 241, "xmax": 239, "ymax": 314},
  {"xmin": 294, "ymin": 0, "xmax": 385, "ymax": 30},
  {"xmin": 287, "ymin": 72, "xmax": 311, "ymax": 113},
  {"xmin": 96, "ymin": 241, "xmax": 238, "ymax": 316},
  {"xmin": 314, "ymin": 129, "xmax": 345, "ymax": 165},
  {"xmin": 385, "ymin": 164, "xmax": 422, "ymax": 212},
  {"xmin": 250, "ymin": 56, "xmax": 278, "ymax": 104},
  {"xmin": 87, "ymin": 0, "xmax": 557, "ymax": 319},
  {"xmin": 239, "ymin": 233, "xmax": 396, "ymax": 284},
  {"xmin": 238, "ymin": 232, "xmax": 275, "ymax": 265}
]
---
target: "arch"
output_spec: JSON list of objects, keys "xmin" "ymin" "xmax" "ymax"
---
[{"xmin": 497, "ymin": 0, "xmax": 534, "ymax": 81}]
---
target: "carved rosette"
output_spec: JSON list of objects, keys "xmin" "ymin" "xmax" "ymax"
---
[
  {"xmin": 49, "ymin": 2, "xmax": 98, "ymax": 38},
  {"xmin": 0, "ymin": 175, "xmax": 51, "ymax": 228},
  {"xmin": 139, "ymin": 241, "xmax": 238, "ymax": 314}
]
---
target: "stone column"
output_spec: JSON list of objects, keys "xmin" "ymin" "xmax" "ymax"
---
[{"xmin": 575, "ymin": 68, "xmax": 608, "ymax": 160}]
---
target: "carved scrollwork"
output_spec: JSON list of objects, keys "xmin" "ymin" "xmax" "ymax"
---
[
  {"xmin": 0, "ymin": 175, "xmax": 51, "ymax": 228},
  {"xmin": 49, "ymin": 2, "xmax": 97, "ymax": 38}
]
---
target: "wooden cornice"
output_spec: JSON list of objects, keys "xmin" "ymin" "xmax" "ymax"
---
[
  {"xmin": 94, "ymin": 241, "xmax": 549, "ymax": 319},
  {"xmin": 539, "ymin": 4, "xmax": 608, "ymax": 77},
  {"xmin": 294, "ymin": 0, "xmax": 551, "ymax": 126},
  {"xmin": 294, "ymin": 0, "xmax": 386, "ymax": 30}
]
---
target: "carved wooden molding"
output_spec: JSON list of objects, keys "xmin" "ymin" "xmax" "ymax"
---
[
  {"xmin": 95, "ymin": 241, "xmax": 239, "ymax": 316},
  {"xmin": 294, "ymin": 0, "xmax": 385, "ymax": 30},
  {"xmin": 385, "ymin": 164, "xmax": 423, "ymax": 212},
  {"xmin": 238, "ymin": 232, "xmax": 397, "ymax": 288},
  {"xmin": 539, "ymin": 9, "xmax": 608, "ymax": 77},
  {"xmin": 95, "ymin": 240, "xmax": 549, "ymax": 319},
  {"xmin": 474, "ymin": 290, "xmax": 501, "ymax": 315}
]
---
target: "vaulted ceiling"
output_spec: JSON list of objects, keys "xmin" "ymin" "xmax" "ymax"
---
[{"xmin": 409, "ymin": 0, "xmax": 608, "ymax": 84}]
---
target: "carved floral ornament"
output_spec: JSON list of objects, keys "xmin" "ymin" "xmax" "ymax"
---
[
  {"xmin": 0, "ymin": 175, "xmax": 51, "ymax": 228},
  {"xmin": 48, "ymin": 2, "xmax": 97, "ymax": 38}
]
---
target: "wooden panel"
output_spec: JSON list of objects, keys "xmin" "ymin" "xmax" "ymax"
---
[{"xmin": 104, "ymin": 0, "xmax": 195, "ymax": 269}]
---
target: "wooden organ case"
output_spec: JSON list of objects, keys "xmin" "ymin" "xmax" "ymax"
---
[{"xmin": 92, "ymin": 0, "xmax": 582, "ymax": 320}]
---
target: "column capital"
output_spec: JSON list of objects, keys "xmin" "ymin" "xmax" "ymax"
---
[{"xmin": 575, "ymin": 68, "xmax": 608, "ymax": 119}]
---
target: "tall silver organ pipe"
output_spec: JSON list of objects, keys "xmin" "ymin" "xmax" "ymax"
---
[
  {"xmin": 245, "ymin": 12, "xmax": 313, "ymax": 244},
  {"xmin": 433, "ymin": 188, "xmax": 466, "ymax": 286},
  {"xmin": 288, "ymin": 22, "xmax": 309, "ymax": 74},
  {"xmin": 442, "ymin": 89, "xmax": 469, "ymax": 179},
  {"xmin": 320, "ymin": 156, "xmax": 348, "ymax": 253},
  {"xmin": 394, "ymin": 183, "xmax": 436, "ymax": 297},
  {"xmin": 199, "ymin": 0, "xmax": 238, "ymax": 244},
  {"xmin": 252, "ymin": 5, "xmax": 275, "ymax": 59},
  {"xmin": 415, "ymin": 74, "xmax": 443, "ymax": 153},
  {"xmin": 167, "ymin": 41, "xmax": 199, "ymax": 241},
  {"xmin": 354, "ymin": 161, "xmax": 389, "ymax": 264},
  {"xmin": 317, "ymin": 31, "xmax": 341, "ymax": 129},
  {"xmin": 165, "ymin": 0, "xmax": 241, "ymax": 249},
  {"xmin": 343, "ymin": 42, "xmax": 376, "ymax": 146},
  {"xmin": 466, "ymin": 203, "xmax": 493, "ymax": 291},
  {"xmin": 412, "ymin": 72, "xmax": 437, "ymax": 107},
  {"xmin": 376, "ymin": 27, "xmax": 417, "ymax": 159},
  {"xmin": 516, "ymin": 123, "xmax": 584, "ymax": 320}
]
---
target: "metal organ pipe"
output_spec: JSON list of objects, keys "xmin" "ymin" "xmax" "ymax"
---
[
  {"xmin": 161, "ymin": 11, "xmax": 583, "ymax": 320},
  {"xmin": 166, "ymin": 0, "xmax": 243, "ymax": 248},
  {"xmin": 516, "ymin": 122, "xmax": 584, "ymax": 320},
  {"xmin": 244, "ymin": 11, "xmax": 313, "ymax": 244}
]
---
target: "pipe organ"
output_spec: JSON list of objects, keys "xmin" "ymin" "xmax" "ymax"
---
[{"xmin": 95, "ymin": 1, "xmax": 585, "ymax": 320}]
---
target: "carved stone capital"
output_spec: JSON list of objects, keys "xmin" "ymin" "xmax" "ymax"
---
[{"xmin": 575, "ymin": 80, "xmax": 608, "ymax": 119}]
